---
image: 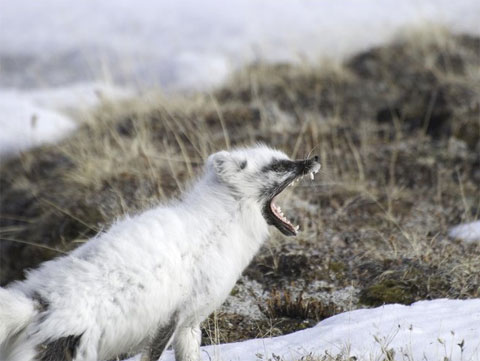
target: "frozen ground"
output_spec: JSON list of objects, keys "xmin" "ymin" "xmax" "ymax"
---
[{"xmin": 125, "ymin": 299, "xmax": 480, "ymax": 361}]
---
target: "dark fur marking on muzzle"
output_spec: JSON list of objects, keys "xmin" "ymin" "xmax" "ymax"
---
[
  {"xmin": 36, "ymin": 334, "xmax": 82, "ymax": 361},
  {"xmin": 261, "ymin": 159, "xmax": 296, "ymax": 173}
]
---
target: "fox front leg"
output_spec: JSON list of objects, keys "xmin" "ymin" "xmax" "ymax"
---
[{"xmin": 173, "ymin": 325, "xmax": 201, "ymax": 361}]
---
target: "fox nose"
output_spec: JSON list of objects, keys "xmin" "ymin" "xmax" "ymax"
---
[
  {"xmin": 299, "ymin": 155, "xmax": 320, "ymax": 170},
  {"xmin": 306, "ymin": 155, "xmax": 321, "ymax": 174}
]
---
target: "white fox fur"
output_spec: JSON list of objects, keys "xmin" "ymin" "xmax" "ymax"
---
[
  {"xmin": 0, "ymin": 288, "xmax": 36, "ymax": 344},
  {"xmin": 0, "ymin": 145, "xmax": 320, "ymax": 361}
]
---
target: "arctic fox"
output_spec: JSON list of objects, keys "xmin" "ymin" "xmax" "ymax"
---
[{"xmin": 0, "ymin": 145, "xmax": 320, "ymax": 361}]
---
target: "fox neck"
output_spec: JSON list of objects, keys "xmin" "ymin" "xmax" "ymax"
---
[{"xmin": 184, "ymin": 174, "xmax": 269, "ymax": 242}]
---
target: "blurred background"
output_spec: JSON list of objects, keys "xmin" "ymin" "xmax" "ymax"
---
[{"xmin": 1, "ymin": 0, "xmax": 479, "ymax": 90}]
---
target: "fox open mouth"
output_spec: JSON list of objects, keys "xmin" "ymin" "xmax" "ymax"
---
[{"xmin": 264, "ymin": 161, "xmax": 321, "ymax": 236}]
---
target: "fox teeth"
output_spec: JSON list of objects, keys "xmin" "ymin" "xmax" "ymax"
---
[
  {"xmin": 310, "ymin": 172, "xmax": 314, "ymax": 180},
  {"xmin": 295, "ymin": 225, "xmax": 300, "ymax": 231}
]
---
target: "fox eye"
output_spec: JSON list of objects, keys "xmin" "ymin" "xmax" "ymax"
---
[
  {"xmin": 239, "ymin": 160, "xmax": 247, "ymax": 170},
  {"xmin": 262, "ymin": 160, "xmax": 294, "ymax": 173}
]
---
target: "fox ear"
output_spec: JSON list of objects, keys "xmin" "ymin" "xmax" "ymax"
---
[
  {"xmin": 206, "ymin": 151, "xmax": 234, "ymax": 181},
  {"xmin": 207, "ymin": 151, "xmax": 247, "ymax": 182},
  {"xmin": 208, "ymin": 151, "xmax": 231, "ymax": 175}
]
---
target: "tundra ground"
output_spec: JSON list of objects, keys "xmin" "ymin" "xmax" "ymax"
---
[{"xmin": 0, "ymin": 27, "xmax": 479, "ymax": 344}]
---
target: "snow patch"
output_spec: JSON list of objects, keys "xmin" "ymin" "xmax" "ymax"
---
[
  {"xmin": 449, "ymin": 220, "xmax": 480, "ymax": 243},
  {"xmin": 126, "ymin": 299, "xmax": 479, "ymax": 361},
  {"xmin": 23, "ymin": 83, "xmax": 133, "ymax": 111},
  {"xmin": 0, "ymin": 83, "xmax": 133, "ymax": 158},
  {"xmin": 1, "ymin": 0, "xmax": 480, "ymax": 89},
  {"xmin": 0, "ymin": 93, "xmax": 76, "ymax": 159}
]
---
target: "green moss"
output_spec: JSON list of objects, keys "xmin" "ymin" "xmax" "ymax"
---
[
  {"xmin": 329, "ymin": 261, "xmax": 346, "ymax": 273},
  {"xmin": 328, "ymin": 261, "xmax": 346, "ymax": 281},
  {"xmin": 229, "ymin": 287, "xmax": 240, "ymax": 296},
  {"xmin": 359, "ymin": 279, "xmax": 416, "ymax": 306}
]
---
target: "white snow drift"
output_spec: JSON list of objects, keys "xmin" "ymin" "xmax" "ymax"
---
[
  {"xmin": 126, "ymin": 299, "xmax": 479, "ymax": 361},
  {"xmin": 0, "ymin": 83, "xmax": 132, "ymax": 158},
  {"xmin": 0, "ymin": 92, "xmax": 76, "ymax": 159},
  {"xmin": 449, "ymin": 221, "xmax": 480, "ymax": 243},
  {"xmin": 1, "ymin": 0, "xmax": 480, "ymax": 89}
]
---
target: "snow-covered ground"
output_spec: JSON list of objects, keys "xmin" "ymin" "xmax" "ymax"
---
[
  {"xmin": 0, "ymin": 84, "xmax": 132, "ymax": 159},
  {"xmin": 125, "ymin": 299, "xmax": 480, "ymax": 361},
  {"xmin": 1, "ymin": 0, "xmax": 480, "ymax": 90},
  {"xmin": 449, "ymin": 221, "xmax": 480, "ymax": 243},
  {"xmin": 0, "ymin": 92, "xmax": 76, "ymax": 158}
]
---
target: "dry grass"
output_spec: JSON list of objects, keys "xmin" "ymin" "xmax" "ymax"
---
[{"xmin": 1, "ymin": 27, "xmax": 479, "ymax": 346}]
